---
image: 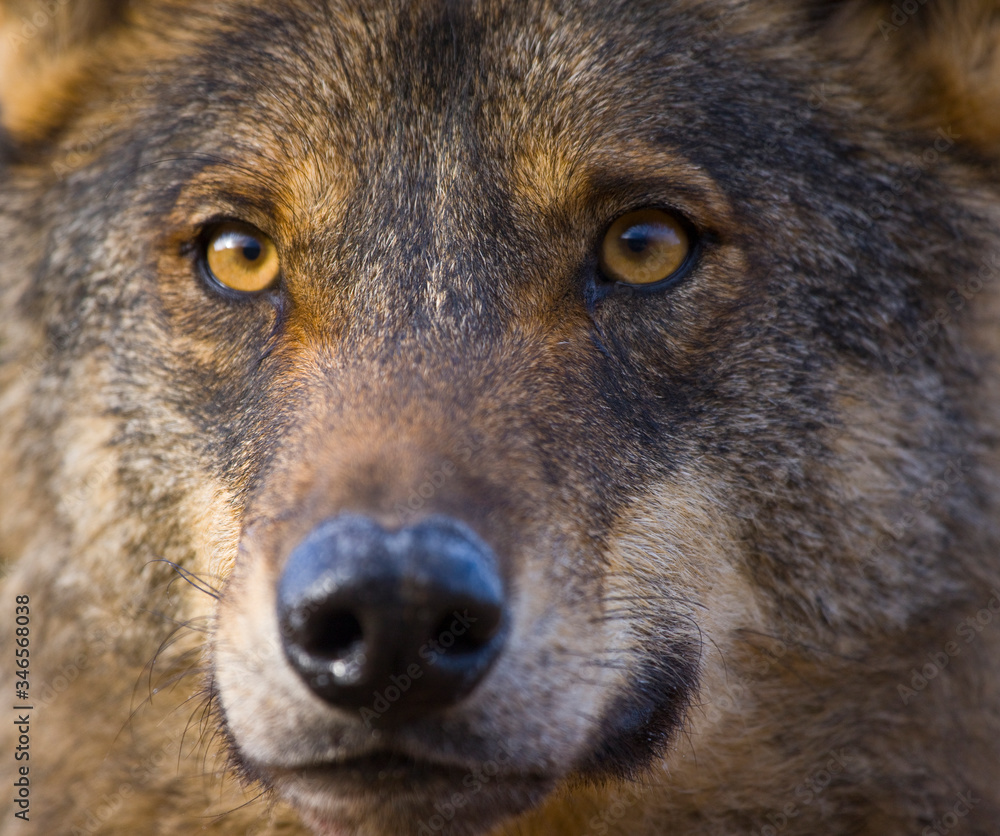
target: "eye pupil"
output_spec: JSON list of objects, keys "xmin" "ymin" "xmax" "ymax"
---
[
  {"xmin": 622, "ymin": 227, "xmax": 651, "ymax": 253},
  {"xmin": 241, "ymin": 240, "xmax": 262, "ymax": 262}
]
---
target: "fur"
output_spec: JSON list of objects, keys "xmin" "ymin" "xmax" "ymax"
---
[{"xmin": 1, "ymin": 1, "xmax": 999, "ymax": 834}]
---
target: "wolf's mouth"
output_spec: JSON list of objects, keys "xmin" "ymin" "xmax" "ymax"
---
[
  {"xmin": 264, "ymin": 738, "xmax": 545, "ymax": 792},
  {"xmin": 268, "ymin": 747, "xmax": 553, "ymax": 836},
  {"xmin": 275, "ymin": 750, "xmax": 481, "ymax": 787}
]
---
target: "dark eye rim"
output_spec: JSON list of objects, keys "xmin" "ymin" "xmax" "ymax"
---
[
  {"xmin": 595, "ymin": 207, "xmax": 701, "ymax": 295},
  {"xmin": 194, "ymin": 218, "xmax": 284, "ymax": 300}
]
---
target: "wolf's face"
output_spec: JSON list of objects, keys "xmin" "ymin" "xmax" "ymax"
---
[
  {"xmin": 3, "ymin": 0, "xmax": 998, "ymax": 834},
  {"xmin": 192, "ymin": 4, "xmax": 970, "ymax": 826},
  {"xmin": 202, "ymin": 6, "xmax": 743, "ymax": 830}
]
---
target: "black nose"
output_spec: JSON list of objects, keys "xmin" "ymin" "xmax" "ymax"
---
[{"xmin": 277, "ymin": 514, "xmax": 507, "ymax": 725}]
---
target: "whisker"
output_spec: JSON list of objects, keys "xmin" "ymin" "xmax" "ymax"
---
[{"xmin": 148, "ymin": 558, "xmax": 222, "ymax": 599}]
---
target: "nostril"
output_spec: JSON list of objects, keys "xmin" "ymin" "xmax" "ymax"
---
[
  {"xmin": 301, "ymin": 608, "xmax": 364, "ymax": 660},
  {"xmin": 282, "ymin": 603, "xmax": 368, "ymax": 686},
  {"xmin": 429, "ymin": 605, "xmax": 503, "ymax": 657}
]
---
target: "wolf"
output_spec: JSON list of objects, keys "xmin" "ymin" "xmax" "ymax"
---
[{"xmin": 1, "ymin": 0, "xmax": 999, "ymax": 834}]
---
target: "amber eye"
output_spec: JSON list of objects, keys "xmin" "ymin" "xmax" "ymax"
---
[
  {"xmin": 598, "ymin": 208, "xmax": 691, "ymax": 287},
  {"xmin": 203, "ymin": 222, "xmax": 280, "ymax": 293}
]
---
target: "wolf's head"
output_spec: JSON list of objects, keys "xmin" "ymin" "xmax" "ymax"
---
[{"xmin": 2, "ymin": 1, "xmax": 999, "ymax": 834}]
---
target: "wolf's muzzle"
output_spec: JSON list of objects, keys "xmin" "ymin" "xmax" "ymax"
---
[{"xmin": 277, "ymin": 514, "xmax": 508, "ymax": 724}]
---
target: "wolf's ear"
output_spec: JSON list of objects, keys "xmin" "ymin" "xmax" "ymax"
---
[
  {"xmin": 0, "ymin": 0, "xmax": 133, "ymax": 146},
  {"xmin": 806, "ymin": 0, "xmax": 1000, "ymax": 155}
]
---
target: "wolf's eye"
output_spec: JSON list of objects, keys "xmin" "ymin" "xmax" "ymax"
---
[
  {"xmin": 599, "ymin": 209, "xmax": 691, "ymax": 288},
  {"xmin": 203, "ymin": 222, "xmax": 280, "ymax": 293}
]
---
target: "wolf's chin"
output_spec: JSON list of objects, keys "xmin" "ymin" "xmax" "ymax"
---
[{"xmin": 275, "ymin": 764, "xmax": 553, "ymax": 836}]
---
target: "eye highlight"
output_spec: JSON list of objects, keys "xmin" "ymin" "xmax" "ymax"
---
[
  {"xmin": 598, "ymin": 208, "xmax": 692, "ymax": 288},
  {"xmin": 202, "ymin": 222, "xmax": 281, "ymax": 294}
]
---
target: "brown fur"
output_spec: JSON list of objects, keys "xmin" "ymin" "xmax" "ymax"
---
[{"xmin": 1, "ymin": 1, "xmax": 999, "ymax": 834}]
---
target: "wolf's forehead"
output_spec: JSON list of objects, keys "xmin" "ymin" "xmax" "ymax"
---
[
  {"xmin": 170, "ymin": 0, "xmax": 726, "ymax": 151},
  {"xmin": 153, "ymin": 0, "xmax": 774, "ymax": 232}
]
